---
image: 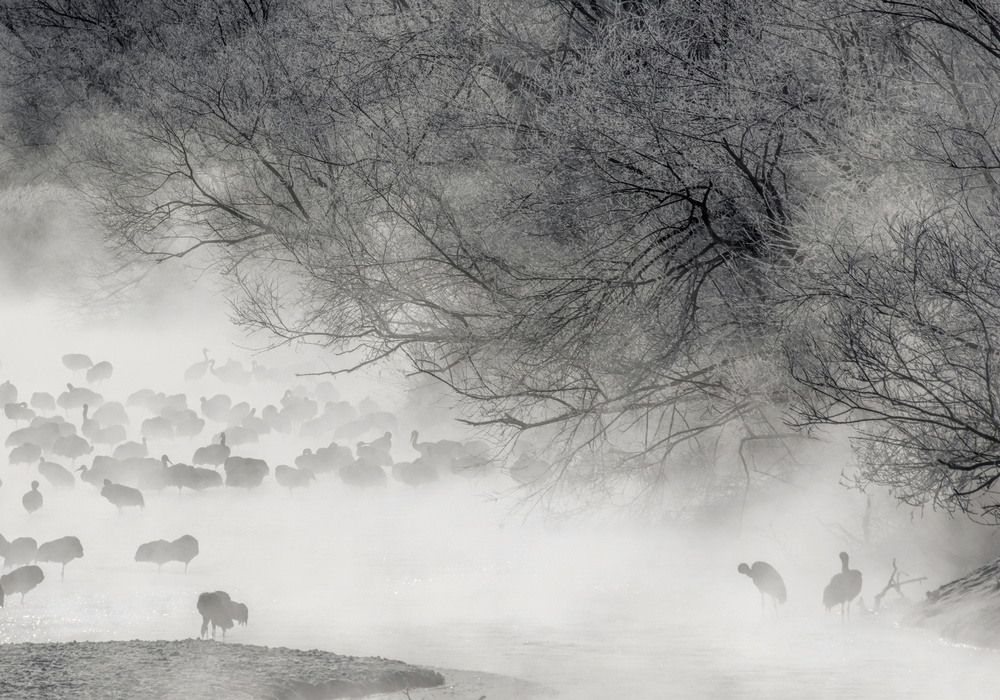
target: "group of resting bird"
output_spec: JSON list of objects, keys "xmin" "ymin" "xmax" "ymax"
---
[
  {"xmin": 738, "ymin": 551, "xmax": 864, "ymax": 618},
  {"xmin": 0, "ymin": 534, "xmax": 84, "ymax": 604},
  {"xmin": 5, "ymin": 363, "xmax": 496, "ymax": 510},
  {"xmin": 0, "ymin": 346, "xmax": 501, "ymax": 639}
]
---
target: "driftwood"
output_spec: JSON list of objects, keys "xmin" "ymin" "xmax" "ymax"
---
[{"xmin": 873, "ymin": 558, "xmax": 926, "ymax": 611}]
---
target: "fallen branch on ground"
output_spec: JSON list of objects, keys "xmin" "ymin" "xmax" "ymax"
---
[{"xmin": 874, "ymin": 558, "xmax": 926, "ymax": 611}]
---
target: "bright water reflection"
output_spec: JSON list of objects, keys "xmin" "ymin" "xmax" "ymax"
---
[{"xmin": 0, "ymin": 473, "xmax": 996, "ymax": 700}]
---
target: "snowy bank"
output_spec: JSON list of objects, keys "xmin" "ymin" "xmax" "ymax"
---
[{"xmin": 905, "ymin": 557, "xmax": 1000, "ymax": 648}]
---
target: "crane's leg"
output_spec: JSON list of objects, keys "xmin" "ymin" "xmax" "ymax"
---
[{"xmin": 61, "ymin": 563, "xmax": 66, "ymax": 581}]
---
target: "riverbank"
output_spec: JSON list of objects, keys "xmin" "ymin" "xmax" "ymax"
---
[
  {"xmin": 0, "ymin": 639, "xmax": 549, "ymax": 699},
  {"xmin": 904, "ymin": 556, "xmax": 1000, "ymax": 648}
]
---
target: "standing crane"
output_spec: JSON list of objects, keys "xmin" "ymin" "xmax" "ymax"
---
[
  {"xmin": 738, "ymin": 561, "xmax": 787, "ymax": 616},
  {"xmin": 823, "ymin": 551, "xmax": 863, "ymax": 619}
]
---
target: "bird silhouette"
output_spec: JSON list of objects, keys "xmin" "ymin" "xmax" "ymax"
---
[
  {"xmin": 62, "ymin": 354, "xmax": 92, "ymax": 373},
  {"xmin": 509, "ymin": 452, "xmax": 552, "ymax": 485},
  {"xmin": 134, "ymin": 540, "xmax": 172, "ymax": 572},
  {"xmin": 197, "ymin": 590, "xmax": 248, "ymax": 640},
  {"xmin": 36, "ymin": 536, "xmax": 83, "ymax": 580},
  {"xmin": 29, "ymin": 392, "xmax": 55, "ymax": 413},
  {"xmin": 38, "ymin": 457, "xmax": 75, "ymax": 488},
  {"xmin": 392, "ymin": 458, "xmax": 439, "ymax": 487},
  {"xmin": 295, "ymin": 444, "xmax": 353, "ymax": 474},
  {"xmin": 200, "ymin": 394, "xmax": 232, "ymax": 422},
  {"xmin": 77, "ymin": 459, "xmax": 132, "ymax": 488},
  {"xmin": 81, "ymin": 404, "xmax": 126, "ymax": 446},
  {"xmin": 135, "ymin": 535, "xmax": 199, "ymax": 572},
  {"xmin": 279, "ymin": 390, "xmax": 318, "ymax": 426},
  {"xmin": 275, "ymin": 464, "xmax": 315, "ymax": 493},
  {"xmin": 226, "ymin": 401, "xmax": 252, "ymax": 426},
  {"xmin": 211, "ymin": 359, "xmax": 252, "ymax": 386},
  {"xmin": 92, "ymin": 401, "xmax": 130, "ymax": 427},
  {"xmin": 409, "ymin": 430, "xmax": 462, "ymax": 468},
  {"xmin": 241, "ymin": 409, "xmax": 270, "ymax": 436},
  {"xmin": 2, "ymin": 536, "xmax": 37, "ymax": 570},
  {"xmin": 262, "ymin": 404, "xmax": 293, "ymax": 434},
  {"xmin": 126, "ymin": 388, "xmax": 156, "ymax": 410},
  {"xmin": 161, "ymin": 455, "xmax": 221, "ymax": 492},
  {"xmin": 170, "ymin": 409, "xmax": 206, "ymax": 438},
  {"xmin": 57, "ymin": 383, "xmax": 103, "ymax": 411},
  {"xmin": 0, "ymin": 565, "xmax": 44, "ymax": 603},
  {"xmin": 52, "ymin": 433, "xmax": 93, "ymax": 464},
  {"xmin": 7, "ymin": 426, "xmax": 42, "ymax": 450},
  {"xmin": 113, "ymin": 437, "xmax": 148, "ymax": 461},
  {"xmin": 0, "ymin": 380, "xmax": 17, "ymax": 405},
  {"xmin": 140, "ymin": 416, "xmax": 174, "ymax": 442},
  {"xmin": 738, "ymin": 561, "xmax": 787, "ymax": 615},
  {"xmin": 101, "ymin": 479, "xmax": 145, "ymax": 513},
  {"xmin": 356, "ymin": 440, "xmax": 393, "ymax": 468},
  {"xmin": 86, "ymin": 360, "xmax": 113, "ymax": 385},
  {"xmin": 5, "ymin": 402, "xmax": 35, "ymax": 424},
  {"xmin": 169, "ymin": 535, "xmax": 200, "ymax": 572},
  {"xmin": 21, "ymin": 481, "xmax": 42, "ymax": 515},
  {"xmin": 359, "ymin": 396, "xmax": 381, "ymax": 415},
  {"xmin": 185, "ymin": 349, "xmax": 213, "ymax": 381},
  {"xmin": 339, "ymin": 457, "xmax": 387, "ymax": 489},
  {"xmin": 823, "ymin": 551, "xmax": 863, "ymax": 619},
  {"xmin": 216, "ymin": 425, "xmax": 257, "ymax": 446},
  {"xmin": 223, "ymin": 457, "xmax": 269, "ymax": 489},
  {"xmin": 252, "ymin": 360, "xmax": 293, "ymax": 383},
  {"xmin": 369, "ymin": 431, "xmax": 392, "ymax": 453},
  {"xmin": 365, "ymin": 410, "xmax": 398, "ymax": 433},
  {"xmin": 451, "ymin": 440, "xmax": 494, "ymax": 478},
  {"xmin": 9, "ymin": 442, "xmax": 42, "ymax": 468}
]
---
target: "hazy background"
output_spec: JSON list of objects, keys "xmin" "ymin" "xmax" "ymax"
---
[{"xmin": 0, "ymin": 190, "xmax": 999, "ymax": 698}]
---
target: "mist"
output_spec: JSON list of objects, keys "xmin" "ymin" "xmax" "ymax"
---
[
  {"xmin": 0, "ymin": 223, "xmax": 995, "ymax": 700},
  {"xmin": 0, "ymin": 12, "xmax": 1000, "ymax": 688}
]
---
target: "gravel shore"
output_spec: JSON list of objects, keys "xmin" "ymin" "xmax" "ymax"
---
[
  {"xmin": 0, "ymin": 639, "xmax": 446, "ymax": 699},
  {"xmin": 0, "ymin": 639, "xmax": 557, "ymax": 699}
]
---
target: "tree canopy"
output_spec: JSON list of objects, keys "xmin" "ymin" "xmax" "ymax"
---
[{"xmin": 4, "ymin": 0, "xmax": 1000, "ymax": 519}]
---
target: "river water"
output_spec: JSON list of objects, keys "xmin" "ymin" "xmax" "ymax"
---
[
  {"xmin": 0, "ymin": 302, "xmax": 998, "ymax": 699},
  {"xmin": 0, "ymin": 473, "xmax": 997, "ymax": 700}
]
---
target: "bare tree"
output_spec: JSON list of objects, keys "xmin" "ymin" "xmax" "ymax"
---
[
  {"xmin": 790, "ymin": 210, "xmax": 1000, "ymax": 515},
  {"xmin": 782, "ymin": 1, "xmax": 1000, "ymax": 522},
  {"xmin": 0, "ymin": 0, "xmax": 919, "ymax": 513}
]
